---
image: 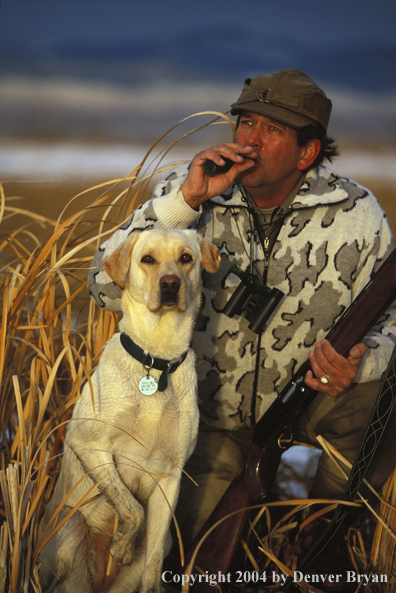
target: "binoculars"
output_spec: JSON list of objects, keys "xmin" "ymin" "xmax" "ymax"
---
[{"xmin": 223, "ymin": 265, "xmax": 284, "ymax": 334}]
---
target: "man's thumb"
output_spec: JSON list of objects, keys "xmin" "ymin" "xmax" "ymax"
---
[{"xmin": 349, "ymin": 343, "xmax": 367, "ymax": 360}]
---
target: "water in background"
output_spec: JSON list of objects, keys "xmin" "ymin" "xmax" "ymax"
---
[
  {"xmin": 1, "ymin": 76, "xmax": 395, "ymax": 184},
  {"xmin": 2, "ymin": 0, "xmax": 395, "ymax": 185}
]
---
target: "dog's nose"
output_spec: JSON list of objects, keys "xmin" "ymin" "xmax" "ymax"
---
[{"xmin": 160, "ymin": 275, "xmax": 181, "ymax": 294}]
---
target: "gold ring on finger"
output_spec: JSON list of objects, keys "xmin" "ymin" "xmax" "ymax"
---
[{"xmin": 320, "ymin": 374, "xmax": 330, "ymax": 385}]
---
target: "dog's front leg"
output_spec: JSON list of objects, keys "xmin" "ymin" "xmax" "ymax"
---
[
  {"xmin": 70, "ymin": 444, "xmax": 144, "ymax": 565},
  {"xmin": 140, "ymin": 473, "xmax": 182, "ymax": 593}
]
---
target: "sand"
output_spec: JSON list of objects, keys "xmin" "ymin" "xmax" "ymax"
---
[{"xmin": 2, "ymin": 174, "xmax": 396, "ymax": 244}]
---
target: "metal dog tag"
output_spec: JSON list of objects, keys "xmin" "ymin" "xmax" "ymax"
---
[{"xmin": 139, "ymin": 374, "xmax": 158, "ymax": 395}]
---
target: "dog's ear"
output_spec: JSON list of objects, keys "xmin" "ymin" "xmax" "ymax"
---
[
  {"xmin": 103, "ymin": 234, "xmax": 140, "ymax": 290},
  {"xmin": 199, "ymin": 240, "xmax": 221, "ymax": 274}
]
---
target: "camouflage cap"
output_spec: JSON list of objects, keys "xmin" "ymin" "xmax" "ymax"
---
[{"xmin": 230, "ymin": 68, "xmax": 332, "ymax": 137}]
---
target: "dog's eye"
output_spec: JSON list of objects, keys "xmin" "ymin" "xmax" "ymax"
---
[
  {"xmin": 180, "ymin": 253, "xmax": 193, "ymax": 264},
  {"xmin": 141, "ymin": 255, "xmax": 155, "ymax": 264}
]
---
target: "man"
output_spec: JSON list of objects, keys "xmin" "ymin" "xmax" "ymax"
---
[{"xmin": 89, "ymin": 69, "xmax": 396, "ymax": 546}]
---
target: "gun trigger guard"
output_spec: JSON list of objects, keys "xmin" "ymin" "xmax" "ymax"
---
[{"xmin": 278, "ymin": 429, "xmax": 294, "ymax": 450}]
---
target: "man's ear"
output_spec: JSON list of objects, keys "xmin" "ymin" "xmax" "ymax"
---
[
  {"xmin": 103, "ymin": 234, "xmax": 140, "ymax": 290},
  {"xmin": 297, "ymin": 139, "xmax": 321, "ymax": 171},
  {"xmin": 199, "ymin": 239, "xmax": 221, "ymax": 274}
]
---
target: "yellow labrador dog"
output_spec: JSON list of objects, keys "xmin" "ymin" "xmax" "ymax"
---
[{"xmin": 40, "ymin": 229, "xmax": 220, "ymax": 593}]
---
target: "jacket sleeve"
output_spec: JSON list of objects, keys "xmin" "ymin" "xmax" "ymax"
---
[
  {"xmin": 88, "ymin": 165, "xmax": 202, "ymax": 311},
  {"xmin": 353, "ymin": 214, "xmax": 396, "ymax": 383}
]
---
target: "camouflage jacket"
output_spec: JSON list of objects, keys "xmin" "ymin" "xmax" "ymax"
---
[{"xmin": 89, "ymin": 164, "xmax": 396, "ymax": 430}]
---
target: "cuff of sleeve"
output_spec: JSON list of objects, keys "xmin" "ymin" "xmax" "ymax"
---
[
  {"xmin": 153, "ymin": 186, "xmax": 201, "ymax": 228},
  {"xmin": 355, "ymin": 348, "xmax": 380, "ymax": 383},
  {"xmin": 355, "ymin": 337, "xmax": 394, "ymax": 383}
]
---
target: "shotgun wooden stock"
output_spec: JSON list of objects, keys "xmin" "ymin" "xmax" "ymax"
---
[{"xmin": 185, "ymin": 248, "xmax": 396, "ymax": 590}]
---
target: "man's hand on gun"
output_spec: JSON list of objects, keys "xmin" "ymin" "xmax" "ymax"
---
[
  {"xmin": 180, "ymin": 143, "xmax": 257, "ymax": 210},
  {"xmin": 305, "ymin": 339, "xmax": 367, "ymax": 396}
]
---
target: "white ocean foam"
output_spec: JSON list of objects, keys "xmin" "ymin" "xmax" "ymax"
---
[
  {"xmin": 0, "ymin": 140, "xmax": 193, "ymax": 181},
  {"xmin": 2, "ymin": 76, "xmax": 395, "ymax": 184},
  {"xmin": 333, "ymin": 149, "xmax": 396, "ymax": 184},
  {"xmin": 2, "ymin": 75, "xmax": 396, "ymax": 116},
  {"xmin": 1, "ymin": 76, "xmax": 238, "ymax": 117},
  {"xmin": 2, "ymin": 75, "xmax": 396, "ymax": 141},
  {"xmin": 1, "ymin": 140, "xmax": 395, "ymax": 184}
]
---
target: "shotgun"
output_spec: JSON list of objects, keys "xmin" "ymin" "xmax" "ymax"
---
[{"xmin": 184, "ymin": 247, "xmax": 396, "ymax": 589}]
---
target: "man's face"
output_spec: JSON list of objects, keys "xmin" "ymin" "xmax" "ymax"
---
[{"xmin": 234, "ymin": 111, "xmax": 307, "ymax": 197}]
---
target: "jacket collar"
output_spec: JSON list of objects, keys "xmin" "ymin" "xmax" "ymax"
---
[{"xmin": 208, "ymin": 165, "xmax": 350, "ymax": 211}]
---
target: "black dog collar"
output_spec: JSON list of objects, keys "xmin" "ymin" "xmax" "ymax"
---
[{"xmin": 120, "ymin": 332, "xmax": 188, "ymax": 392}]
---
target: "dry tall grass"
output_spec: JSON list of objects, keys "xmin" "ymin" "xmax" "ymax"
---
[
  {"xmin": 1, "ymin": 114, "xmax": 395, "ymax": 593},
  {"xmin": 0, "ymin": 113, "xmax": 231, "ymax": 592},
  {"xmin": 0, "ymin": 174, "xmax": 127, "ymax": 592}
]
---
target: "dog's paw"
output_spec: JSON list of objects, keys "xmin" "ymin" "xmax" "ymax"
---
[
  {"xmin": 109, "ymin": 511, "xmax": 144, "ymax": 566},
  {"xmin": 109, "ymin": 530, "xmax": 136, "ymax": 565}
]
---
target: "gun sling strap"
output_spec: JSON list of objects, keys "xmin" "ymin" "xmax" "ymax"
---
[{"xmin": 281, "ymin": 342, "xmax": 396, "ymax": 590}]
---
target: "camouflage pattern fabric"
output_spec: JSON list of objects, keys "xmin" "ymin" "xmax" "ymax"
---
[{"xmin": 88, "ymin": 164, "xmax": 396, "ymax": 430}]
